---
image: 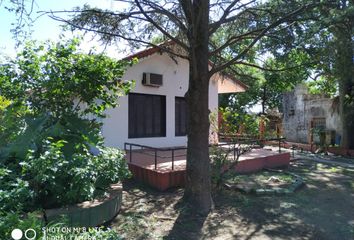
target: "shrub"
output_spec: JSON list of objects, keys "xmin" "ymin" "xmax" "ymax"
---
[
  {"xmin": 94, "ymin": 147, "xmax": 132, "ymax": 191},
  {"xmin": 0, "ymin": 212, "xmax": 43, "ymax": 240},
  {"xmin": 21, "ymin": 139, "xmax": 130, "ymax": 209},
  {"xmin": 210, "ymin": 144, "xmax": 253, "ymax": 189},
  {"xmin": 0, "ymin": 167, "xmax": 34, "ymax": 213},
  {"xmin": 219, "ymin": 108, "xmax": 259, "ymax": 136},
  {"xmin": 210, "ymin": 146, "xmax": 230, "ymax": 188}
]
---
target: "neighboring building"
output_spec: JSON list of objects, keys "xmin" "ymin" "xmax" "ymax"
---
[
  {"xmin": 101, "ymin": 46, "xmax": 247, "ymax": 149},
  {"xmin": 282, "ymin": 84, "xmax": 341, "ymax": 144}
]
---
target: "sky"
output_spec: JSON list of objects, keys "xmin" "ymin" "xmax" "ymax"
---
[{"xmin": 0, "ymin": 0, "xmax": 128, "ymax": 59}]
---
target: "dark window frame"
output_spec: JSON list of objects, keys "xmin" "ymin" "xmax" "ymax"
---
[
  {"xmin": 175, "ymin": 97, "xmax": 188, "ymax": 136},
  {"xmin": 128, "ymin": 93, "xmax": 166, "ymax": 138}
]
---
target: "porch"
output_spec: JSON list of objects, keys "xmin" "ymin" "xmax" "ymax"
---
[{"xmin": 124, "ymin": 140, "xmax": 290, "ymax": 191}]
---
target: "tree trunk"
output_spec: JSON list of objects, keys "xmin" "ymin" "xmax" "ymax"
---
[
  {"xmin": 261, "ymin": 85, "xmax": 266, "ymax": 114},
  {"xmin": 183, "ymin": 0, "xmax": 213, "ymax": 214},
  {"xmin": 334, "ymin": 3, "xmax": 354, "ymax": 149}
]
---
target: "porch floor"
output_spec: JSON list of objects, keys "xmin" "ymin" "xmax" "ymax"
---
[{"xmin": 126, "ymin": 148, "xmax": 290, "ymax": 191}]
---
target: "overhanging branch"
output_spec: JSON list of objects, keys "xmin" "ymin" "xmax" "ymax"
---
[
  {"xmin": 209, "ymin": 3, "xmax": 314, "ymax": 76},
  {"xmin": 134, "ymin": 0, "xmax": 188, "ymax": 50},
  {"xmin": 48, "ymin": 13, "xmax": 189, "ymax": 60}
]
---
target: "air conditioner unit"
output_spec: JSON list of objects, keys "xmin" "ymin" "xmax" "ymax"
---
[{"xmin": 142, "ymin": 73, "xmax": 163, "ymax": 87}]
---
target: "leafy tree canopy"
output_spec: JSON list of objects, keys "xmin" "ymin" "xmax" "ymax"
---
[
  {"xmin": 0, "ymin": 37, "xmax": 135, "ymax": 159},
  {"xmin": 0, "ymin": 37, "xmax": 134, "ymax": 118}
]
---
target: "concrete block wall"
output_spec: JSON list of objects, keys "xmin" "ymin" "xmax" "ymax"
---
[{"xmin": 282, "ymin": 84, "xmax": 341, "ymax": 144}]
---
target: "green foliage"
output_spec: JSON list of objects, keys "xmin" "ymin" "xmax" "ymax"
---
[
  {"xmin": 307, "ymin": 76, "xmax": 338, "ymax": 97},
  {"xmin": 0, "ymin": 212, "xmax": 43, "ymax": 240},
  {"xmin": 0, "ymin": 38, "xmax": 134, "ymax": 118},
  {"xmin": 220, "ymin": 49, "xmax": 311, "ymax": 114},
  {"xmin": 80, "ymin": 227, "xmax": 123, "ymax": 240},
  {"xmin": 210, "ymin": 144, "xmax": 253, "ymax": 189},
  {"xmin": 0, "ymin": 100, "xmax": 28, "ymax": 147},
  {"xmin": 1, "ymin": 139, "xmax": 130, "ymax": 211},
  {"xmin": 0, "ymin": 96, "xmax": 10, "ymax": 112},
  {"xmin": 219, "ymin": 107, "xmax": 259, "ymax": 136},
  {"xmin": 21, "ymin": 139, "xmax": 94, "ymax": 208},
  {"xmin": 21, "ymin": 139, "xmax": 130, "ymax": 208},
  {"xmin": 0, "ymin": 167, "xmax": 34, "ymax": 213},
  {"xmin": 0, "ymin": 112, "xmax": 103, "ymax": 161},
  {"xmin": 94, "ymin": 147, "xmax": 131, "ymax": 190},
  {"xmin": 262, "ymin": 1, "xmax": 352, "ymax": 102},
  {"xmin": 210, "ymin": 146, "xmax": 231, "ymax": 188},
  {"xmin": 0, "ymin": 38, "xmax": 134, "ymax": 159},
  {"xmin": 219, "ymin": 65, "xmax": 264, "ymax": 112},
  {"xmin": 262, "ymin": 51, "xmax": 311, "ymax": 109}
]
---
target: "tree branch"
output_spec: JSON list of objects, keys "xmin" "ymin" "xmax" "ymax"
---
[
  {"xmin": 209, "ymin": 0, "xmax": 243, "ymax": 35},
  {"xmin": 209, "ymin": 28, "xmax": 265, "ymax": 56},
  {"xmin": 134, "ymin": 0, "xmax": 188, "ymax": 50},
  {"xmin": 48, "ymin": 13, "xmax": 189, "ymax": 60},
  {"xmin": 139, "ymin": 0, "xmax": 188, "ymax": 34},
  {"xmin": 179, "ymin": 0, "xmax": 193, "ymax": 26},
  {"xmin": 209, "ymin": 3, "xmax": 314, "ymax": 75}
]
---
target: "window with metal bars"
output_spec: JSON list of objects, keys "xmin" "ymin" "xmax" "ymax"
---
[
  {"xmin": 128, "ymin": 93, "xmax": 166, "ymax": 138},
  {"xmin": 175, "ymin": 97, "xmax": 188, "ymax": 136}
]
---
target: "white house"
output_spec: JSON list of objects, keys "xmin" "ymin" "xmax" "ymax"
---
[{"xmin": 101, "ymin": 46, "xmax": 247, "ymax": 149}]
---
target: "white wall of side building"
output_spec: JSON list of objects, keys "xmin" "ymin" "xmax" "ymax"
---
[{"xmin": 102, "ymin": 53, "xmax": 218, "ymax": 149}]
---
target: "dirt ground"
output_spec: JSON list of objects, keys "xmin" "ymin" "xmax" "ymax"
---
[{"xmin": 109, "ymin": 158, "xmax": 354, "ymax": 240}]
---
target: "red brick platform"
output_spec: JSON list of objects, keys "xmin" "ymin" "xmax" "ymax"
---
[
  {"xmin": 126, "ymin": 148, "xmax": 290, "ymax": 191},
  {"xmin": 233, "ymin": 149, "xmax": 291, "ymax": 173}
]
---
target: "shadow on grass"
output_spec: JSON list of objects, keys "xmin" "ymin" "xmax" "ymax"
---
[
  {"xmin": 163, "ymin": 200, "xmax": 208, "ymax": 240},
  {"xmin": 203, "ymin": 159, "xmax": 354, "ymax": 240},
  {"xmin": 109, "ymin": 179, "xmax": 183, "ymax": 239},
  {"xmin": 110, "ymin": 159, "xmax": 354, "ymax": 239}
]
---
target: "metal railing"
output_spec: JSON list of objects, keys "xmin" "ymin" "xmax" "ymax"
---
[
  {"xmin": 218, "ymin": 134, "xmax": 286, "ymax": 153},
  {"xmin": 124, "ymin": 137, "xmax": 286, "ymax": 171},
  {"xmin": 124, "ymin": 142, "xmax": 187, "ymax": 170}
]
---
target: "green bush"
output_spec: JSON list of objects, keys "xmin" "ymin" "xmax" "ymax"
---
[
  {"xmin": 94, "ymin": 147, "xmax": 132, "ymax": 191},
  {"xmin": 21, "ymin": 139, "xmax": 130, "ymax": 209},
  {"xmin": 0, "ymin": 212, "xmax": 43, "ymax": 240},
  {"xmin": 219, "ymin": 108, "xmax": 259, "ymax": 136},
  {"xmin": 210, "ymin": 146, "xmax": 230, "ymax": 188},
  {"xmin": 0, "ymin": 167, "xmax": 34, "ymax": 213}
]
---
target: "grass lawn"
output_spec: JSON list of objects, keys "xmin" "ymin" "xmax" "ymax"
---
[{"xmin": 109, "ymin": 159, "xmax": 354, "ymax": 240}]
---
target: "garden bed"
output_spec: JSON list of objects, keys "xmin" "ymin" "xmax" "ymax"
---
[
  {"xmin": 44, "ymin": 183, "xmax": 123, "ymax": 227},
  {"xmin": 224, "ymin": 169, "xmax": 304, "ymax": 194}
]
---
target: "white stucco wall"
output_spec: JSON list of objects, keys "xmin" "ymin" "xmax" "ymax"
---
[{"xmin": 102, "ymin": 53, "xmax": 219, "ymax": 149}]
